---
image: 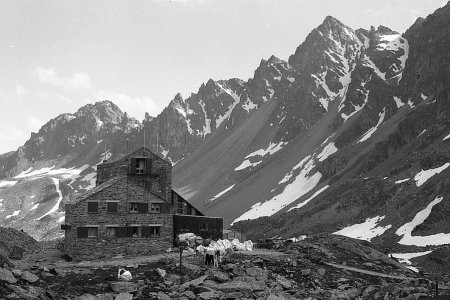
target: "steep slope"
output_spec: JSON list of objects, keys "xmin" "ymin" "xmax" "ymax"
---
[
  {"xmin": 173, "ymin": 16, "xmax": 411, "ymax": 228},
  {"xmin": 232, "ymin": 3, "xmax": 450, "ymax": 250}
]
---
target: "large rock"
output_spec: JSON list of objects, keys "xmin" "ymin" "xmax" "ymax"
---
[
  {"xmin": 0, "ymin": 267, "xmax": 17, "ymax": 283},
  {"xmin": 206, "ymin": 269, "xmax": 229, "ymax": 283},
  {"xmin": 9, "ymin": 246, "xmax": 24, "ymax": 260},
  {"xmin": 157, "ymin": 292, "xmax": 170, "ymax": 300},
  {"xmin": 215, "ymin": 281, "xmax": 253, "ymax": 293},
  {"xmin": 115, "ymin": 292, "xmax": 133, "ymax": 300},
  {"xmin": 21, "ymin": 271, "xmax": 40, "ymax": 283},
  {"xmin": 197, "ymin": 291, "xmax": 221, "ymax": 300},
  {"xmin": 109, "ymin": 282, "xmax": 138, "ymax": 293},
  {"xmin": 275, "ymin": 275, "xmax": 292, "ymax": 289},
  {"xmin": 179, "ymin": 275, "xmax": 208, "ymax": 292}
]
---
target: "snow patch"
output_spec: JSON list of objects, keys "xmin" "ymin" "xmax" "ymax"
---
[
  {"xmin": 395, "ymin": 178, "xmax": 410, "ymax": 184},
  {"xmin": 442, "ymin": 133, "xmax": 450, "ymax": 142},
  {"xmin": 414, "ymin": 163, "xmax": 450, "ymax": 187},
  {"xmin": 393, "ymin": 96, "xmax": 404, "ymax": 109},
  {"xmin": 199, "ymin": 100, "xmax": 211, "ymax": 136},
  {"xmin": 36, "ymin": 178, "xmax": 63, "ymax": 221},
  {"xmin": 5, "ymin": 210, "xmax": 21, "ymax": 219},
  {"xmin": 245, "ymin": 142, "xmax": 285, "ymax": 159},
  {"xmin": 390, "ymin": 251, "xmax": 432, "ymax": 272},
  {"xmin": 234, "ymin": 160, "xmax": 262, "ymax": 171},
  {"xmin": 395, "ymin": 196, "xmax": 450, "ymax": 246},
  {"xmin": 210, "ymin": 184, "xmax": 235, "ymax": 202},
  {"xmin": 358, "ymin": 107, "xmax": 386, "ymax": 143},
  {"xmin": 215, "ymin": 83, "xmax": 241, "ymax": 129},
  {"xmin": 288, "ymin": 185, "xmax": 329, "ymax": 211},
  {"xmin": 334, "ymin": 216, "xmax": 392, "ymax": 241},
  {"xmin": 0, "ymin": 180, "xmax": 17, "ymax": 188},
  {"xmin": 362, "ymin": 55, "xmax": 386, "ymax": 80},
  {"xmin": 317, "ymin": 143, "xmax": 337, "ymax": 162},
  {"xmin": 14, "ymin": 165, "xmax": 87, "ymax": 180},
  {"xmin": 30, "ymin": 203, "xmax": 39, "ymax": 211},
  {"xmin": 232, "ymin": 156, "xmax": 321, "ymax": 224},
  {"xmin": 242, "ymin": 98, "xmax": 258, "ymax": 112}
]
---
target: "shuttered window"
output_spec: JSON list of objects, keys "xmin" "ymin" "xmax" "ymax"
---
[
  {"xmin": 87, "ymin": 202, "xmax": 98, "ymax": 213},
  {"xmin": 77, "ymin": 227, "xmax": 88, "ymax": 238},
  {"xmin": 107, "ymin": 202, "xmax": 118, "ymax": 213},
  {"xmin": 142, "ymin": 226, "xmax": 161, "ymax": 237},
  {"xmin": 116, "ymin": 227, "xmax": 128, "ymax": 238},
  {"xmin": 138, "ymin": 203, "xmax": 148, "ymax": 213},
  {"xmin": 150, "ymin": 203, "xmax": 160, "ymax": 213},
  {"xmin": 160, "ymin": 203, "xmax": 171, "ymax": 213}
]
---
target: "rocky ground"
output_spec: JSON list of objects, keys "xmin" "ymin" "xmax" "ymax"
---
[{"xmin": 1, "ymin": 234, "xmax": 449, "ymax": 299}]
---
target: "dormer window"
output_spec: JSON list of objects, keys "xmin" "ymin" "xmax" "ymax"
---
[{"xmin": 136, "ymin": 159, "xmax": 145, "ymax": 174}]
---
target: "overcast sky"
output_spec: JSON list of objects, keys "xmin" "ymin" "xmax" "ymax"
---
[{"xmin": 0, "ymin": 0, "xmax": 447, "ymax": 154}]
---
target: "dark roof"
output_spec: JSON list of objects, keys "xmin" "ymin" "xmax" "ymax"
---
[
  {"xmin": 74, "ymin": 175, "xmax": 167, "ymax": 204},
  {"xmin": 172, "ymin": 189, "xmax": 205, "ymax": 216},
  {"xmin": 76, "ymin": 175, "xmax": 126, "ymax": 202},
  {"xmin": 100, "ymin": 147, "xmax": 171, "ymax": 166}
]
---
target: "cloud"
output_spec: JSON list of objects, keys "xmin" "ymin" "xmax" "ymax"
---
[
  {"xmin": 31, "ymin": 67, "xmax": 91, "ymax": 89},
  {"xmin": 154, "ymin": 0, "xmax": 211, "ymax": 5},
  {"xmin": 92, "ymin": 90, "xmax": 163, "ymax": 121},
  {"xmin": 15, "ymin": 84, "xmax": 26, "ymax": 98},
  {"xmin": 28, "ymin": 116, "xmax": 45, "ymax": 132}
]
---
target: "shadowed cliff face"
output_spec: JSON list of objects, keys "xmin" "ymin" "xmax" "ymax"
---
[{"xmin": 1, "ymin": 4, "xmax": 450, "ymax": 245}]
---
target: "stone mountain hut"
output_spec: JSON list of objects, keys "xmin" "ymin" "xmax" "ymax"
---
[{"xmin": 62, "ymin": 147, "xmax": 223, "ymax": 258}]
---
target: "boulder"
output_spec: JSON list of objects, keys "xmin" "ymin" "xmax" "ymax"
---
[
  {"xmin": 157, "ymin": 291, "xmax": 170, "ymax": 300},
  {"xmin": 179, "ymin": 275, "xmax": 208, "ymax": 292},
  {"xmin": 156, "ymin": 268, "xmax": 166, "ymax": 278},
  {"xmin": 206, "ymin": 269, "xmax": 229, "ymax": 283},
  {"xmin": 275, "ymin": 275, "xmax": 292, "ymax": 289},
  {"xmin": 215, "ymin": 281, "xmax": 253, "ymax": 293},
  {"xmin": 21, "ymin": 271, "xmax": 40, "ymax": 283},
  {"xmin": 109, "ymin": 282, "xmax": 138, "ymax": 293},
  {"xmin": 197, "ymin": 291, "xmax": 221, "ymax": 300},
  {"xmin": 74, "ymin": 294, "xmax": 97, "ymax": 300},
  {"xmin": 114, "ymin": 292, "xmax": 133, "ymax": 300},
  {"xmin": 6, "ymin": 285, "xmax": 39, "ymax": 300},
  {"xmin": 9, "ymin": 246, "xmax": 24, "ymax": 260},
  {"xmin": 0, "ymin": 267, "xmax": 17, "ymax": 283}
]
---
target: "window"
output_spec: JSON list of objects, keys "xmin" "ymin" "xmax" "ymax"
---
[
  {"xmin": 142, "ymin": 226, "xmax": 161, "ymax": 237},
  {"xmin": 129, "ymin": 202, "xmax": 148, "ymax": 213},
  {"xmin": 200, "ymin": 223, "xmax": 208, "ymax": 231},
  {"xmin": 129, "ymin": 226, "xmax": 140, "ymax": 238},
  {"xmin": 106, "ymin": 227, "xmax": 117, "ymax": 237},
  {"xmin": 87, "ymin": 202, "xmax": 98, "ymax": 213},
  {"xmin": 150, "ymin": 203, "xmax": 160, "ymax": 213},
  {"xmin": 87, "ymin": 227, "xmax": 98, "ymax": 238},
  {"xmin": 136, "ymin": 159, "xmax": 145, "ymax": 174},
  {"xmin": 107, "ymin": 202, "xmax": 118, "ymax": 213},
  {"xmin": 129, "ymin": 203, "xmax": 138, "ymax": 213}
]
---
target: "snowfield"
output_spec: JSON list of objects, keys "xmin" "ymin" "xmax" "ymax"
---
[
  {"xmin": 395, "ymin": 196, "xmax": 450, "ymax": 246},
  {"xmin": 232, "ymin": 156, "xmax": 321, "ymax": 225},
  {"xmin": 333, "ymin": 215, "xmax": 392, "ymax": 241},
  {"xmin": 390, "ymin": 251, "xmax": 432, "ymax": 272},
  {"xmin": 414, "ymin": 162, "xmax": 450, "ymax": 186}
]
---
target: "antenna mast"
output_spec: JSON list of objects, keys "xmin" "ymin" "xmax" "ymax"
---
[{"xmin": 143, "ymin": 125, "xmax": 146, "ymax": 149}]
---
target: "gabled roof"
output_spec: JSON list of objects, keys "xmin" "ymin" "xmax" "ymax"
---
[
  {"xmin": 172, "ymin": 189, "xmax": 205, "ymax": 216},
  {"xmin": 100, "ymin": 147, "xmax": 171, "ymax": 166},
  {"xmin": 74, "ymin": 175, "xmax": 167, "ymax": 204}
]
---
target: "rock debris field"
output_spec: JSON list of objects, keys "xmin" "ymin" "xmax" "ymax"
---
[{"xmin": 1, "ymin": 234, "xmax": 449, "ymax": 299}]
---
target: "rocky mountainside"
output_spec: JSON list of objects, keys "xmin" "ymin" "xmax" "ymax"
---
[{"xmin": 1, "ymin": 2, "xmax": 450, "ymax": 253}]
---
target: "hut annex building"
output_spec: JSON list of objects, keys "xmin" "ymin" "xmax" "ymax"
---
[{"xmin": 62, "ymin": 147, "xmax": 223, "ymax": 258}]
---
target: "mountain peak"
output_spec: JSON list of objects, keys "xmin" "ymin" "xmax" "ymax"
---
[{"xmin": 321, "ymin": 15, "xmax": 347, "ymax": 30}]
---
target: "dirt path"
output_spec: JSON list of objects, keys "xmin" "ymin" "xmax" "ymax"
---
[{"xmin": 325, "ymin": 262, "xmax": 417, "ymax": 280}]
